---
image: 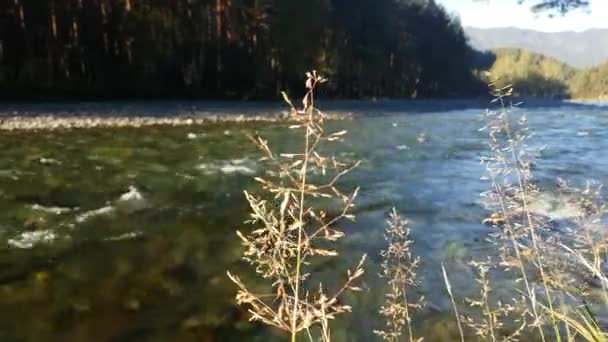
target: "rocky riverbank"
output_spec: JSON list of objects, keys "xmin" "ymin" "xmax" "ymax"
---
[{"xmin": 0, "ymin": 112, "xmax": 352, "ymax": 131}]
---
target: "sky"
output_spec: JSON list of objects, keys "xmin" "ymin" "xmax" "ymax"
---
[{"xmin": 436, "ymin": 0, "xmax": 608, "ymax": 32}]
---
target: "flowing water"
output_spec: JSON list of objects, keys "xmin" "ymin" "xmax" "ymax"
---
[{"xmin": 0, "ymin": 100, "xmax": 607, "ymax": 341}]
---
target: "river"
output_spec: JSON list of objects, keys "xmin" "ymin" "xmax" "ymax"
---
[{"xmin": 0, "ymin": 100, "xmax": 607, "ymax": 341}]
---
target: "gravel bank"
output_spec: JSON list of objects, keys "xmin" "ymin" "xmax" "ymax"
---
[{"xmin": 0, "ymin": 113, "xmax": 351, "ymax": 131}]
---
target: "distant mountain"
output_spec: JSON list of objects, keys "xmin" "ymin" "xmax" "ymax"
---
[{"xmin": 465, "ymin": 27, "xmax": 608, "ymax": 69}]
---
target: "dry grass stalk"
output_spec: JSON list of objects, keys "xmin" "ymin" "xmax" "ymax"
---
[
  {"xmin": 557, "ymin": 180, "xmax": 608, "ymax": 300},
  {"xmin": 442, "ymin": 263, "xmax": 466, "ymax": 342},
  {"xmin": 542, "ymin": 304, "xmax": 607, "ymax": 342},
  {"xmin": 545, "ymin": 180, "xmax": 608, "ymax": 341},
  {"xmin": 480, "ymin": 75, "xmax": 608, "ymax": 342},
  {"xmin": 463, "ymin": 259, "xmax": 526, "ymax": 342},
  {"xmin": 227, "ymin": 71, "xmax": 366, "ymax": 342},
  {"xmin": 374, "ymin": 208, "xmax": 423, "ymax": 342},
  {"xmin": 480, "ymin": 73, "xmax": 561, "ymax": 341}
]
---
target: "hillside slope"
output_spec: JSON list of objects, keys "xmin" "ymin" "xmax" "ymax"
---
[
  {"xmin": 465, "ymin": 27, "xmax": 608, "ymax": 69},
  {"xmin": 483, "ymin": 48, "xmax": 576, "ymax": 97},
  {"xmin": 570, "ymin": 62, "xmax": 608, "ymax": 100},
  {"xmin": 480, "ymin": 48, "xmax": 608, "ymax": 100}
]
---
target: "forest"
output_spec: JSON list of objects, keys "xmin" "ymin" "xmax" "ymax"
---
[
  {"xmin": 0, "ymin": 0, "xmax": 598, "ymax": 100},
  {"xmin": 0, "ymin": 0, "xmax": 485, "ymax": 100}
]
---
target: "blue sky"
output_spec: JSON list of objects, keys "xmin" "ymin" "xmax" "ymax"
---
[{"xmin": 436, "ymin": 0, "xmax": 608, "ymax": 32}]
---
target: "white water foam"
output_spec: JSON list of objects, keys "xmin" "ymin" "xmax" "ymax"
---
[
  {"xmin": 8, "ymin": 230, "xmax": 57, "ymax": 249},
  {"xmin": 31, "ymin": 204, "xmax": 75, "ymax": 215},
  {"xmin": 197, "ymin": 159, "xmax": 256, "ymax": 175},
  {"xmin": 76, "ymin": 205, "xmax": 115, "ymax": 223}
]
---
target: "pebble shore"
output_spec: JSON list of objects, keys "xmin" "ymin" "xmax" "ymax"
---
[{"xmin": 0, "ymin": 113, "xmax": 351, "ymax": 131}]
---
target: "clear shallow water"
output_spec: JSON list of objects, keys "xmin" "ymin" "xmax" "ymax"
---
[{"xmin": 1, "ymin": 101, "xmax": 608, "ymax": 341}]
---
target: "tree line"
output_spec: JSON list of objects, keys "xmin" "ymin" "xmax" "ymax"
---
[{"xmin": 0, "ymin": 0, "xmax": 487, "ymax": 100}]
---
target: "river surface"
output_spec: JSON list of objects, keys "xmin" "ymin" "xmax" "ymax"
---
[{"xmin": 0, "ymin": 100, "xmax": 607, "ymax": 341}]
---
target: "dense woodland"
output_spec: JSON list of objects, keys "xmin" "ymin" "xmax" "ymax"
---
[
  {"xmin": 0, "ymin": 0, "xmax": 487, "ymax": 100},
  {"xmin": 0, "ymin": 0, "xmax": 598, "ymax": 100}
]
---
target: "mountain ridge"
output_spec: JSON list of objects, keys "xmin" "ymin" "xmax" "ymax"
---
[
  {"xmin": 465, "ymin": 26, "xmax": 608, "ymax": 69},
  {"xmin": 466, "ymin": 26, "xmax": 608, "ymax": 35}
]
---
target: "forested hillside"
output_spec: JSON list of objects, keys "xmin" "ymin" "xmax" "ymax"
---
[
  {"xmin": 0, "ymin": 0, "xmax": 483, "ymax": 100},
  {"xmin": 570, "ymin": 62, "xmax": 608, "ymax": 100},
  {"xmin": 483, "ymin": 48, "xmax": 576, "ymax": 97},
  {"xmin": 481, "ymin": 48, "xmax": 608, "ymax": 100}
]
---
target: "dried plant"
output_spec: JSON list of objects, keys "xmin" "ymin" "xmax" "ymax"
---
[
  {"xmin": 227, "ymin": 71, "xmax": 366, "ymax": 342},
  {"xmin": 374, "ymin": 208, "xmax": 423, "ymax": 342},
  {"xmin": 546, "ymin": 180, "xmax": 608, "ymax": 341},
  {"xmin": 541, "ymin": 303, "xmax": 607, "ymax": 342},
  {"xmin": 462, "ymin": 259, "xmax": 526, "ymax": 342},
  {"xmin": 558, "ymin": 180, "xmax": 608, "ymax": 297},
  {"xmin": 442, "ymin": 263, "xmax": 466, "ymax": 342},
  {"xmin": 479, "ymin": 74, "xmax": 608, "ymax": 342},
  {"xmin": 480, "ymin": 73, "xmax": 561, "ymax": 341}
]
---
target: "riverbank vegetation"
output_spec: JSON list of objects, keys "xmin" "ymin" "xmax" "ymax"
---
[
  {"xmin": 230, "ymin": 72, "xmax": 608, "ymax": 341},
  {"xmin": 227, "ymin": 71, "xmax": 366, "ymax": 341}
]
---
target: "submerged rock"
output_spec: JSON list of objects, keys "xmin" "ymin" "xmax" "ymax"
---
[{"xmin": 440, "ymin": 240, "xmax": 467, "ymax": 263}]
